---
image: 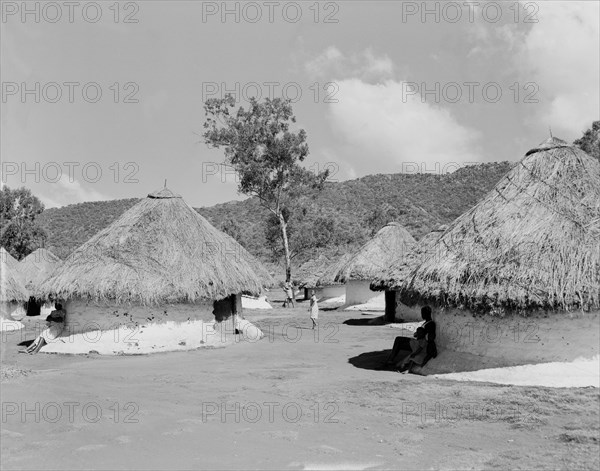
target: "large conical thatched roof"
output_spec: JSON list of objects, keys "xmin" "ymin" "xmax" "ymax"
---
[
  {"xmin": 397, "ymin": 137, "xmax": 600, "ymax": 313},
  {"xmin": 17, "ymin": 248, "xmax": 62, "ymax": 294},
  {"xmin": 1, "ymin": 258, "xmax": 29, "ymax": 303},
  {"xmin": 332, "ymin": 222, "xmax": 416, "ymax": 283},
  {"xmin": 1, "ymin": 247, "xmax": 18, "ymax": 270},
  {"xmin": 371, "ymin": 225, "xmax": 447, "ymax": 291},
  {"xmin": 40, "ymin": 187, "xmax": 271, "ymax": 304}
]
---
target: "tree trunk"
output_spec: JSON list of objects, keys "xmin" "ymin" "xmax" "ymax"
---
[{"xmin": 279, "ymin": 213, "xmax": 292, "ymax": 282}]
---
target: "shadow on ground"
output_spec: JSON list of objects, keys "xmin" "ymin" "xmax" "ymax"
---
[
  {"xmin": 343, "ymin": 316, "xmax": 405, "ymax": 326},
  {"xmin": 348, "ymin": 349, "xmax": 393, "ymax": 371},
  {"xmin": 349, "ymin": 348, "xmax": 430, "ymax": 375}
]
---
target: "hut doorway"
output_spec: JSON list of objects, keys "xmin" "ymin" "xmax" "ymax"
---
[{"xmin": 25, "ymin": 297, "xmax": 41, "ymax": 316}]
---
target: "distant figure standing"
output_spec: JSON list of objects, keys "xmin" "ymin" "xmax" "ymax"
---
[
  {"xmin": 309, "ymin": 290, "xmax": 319, "ymax": 329},
  {"xmin": 284, "ymin": 283, "xmax": 296, "ymax": 308},
  {"xmin": 21, "ymin": 304, "xmax": 66, "ymax": 354}
]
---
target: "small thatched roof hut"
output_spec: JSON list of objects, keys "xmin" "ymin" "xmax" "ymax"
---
[
  {"xmin": 1, "ymin": 258, "xmax": 29, "ymax": 304},
  {"xmin": 371, "ymin": 224, "xmax": 448, "ymax": 292},
  {"xmin": 392, "ymin": 137, "xmax": 600, "ymax": 313},
  {"xmin": 333, "ymin": 222, "xmax": 416, "ymax": 283},
  {"xmin": 18, "ymin": 248, "xmax": 62, "ymax": 294},
  {"xmin": 326, "ymin": 222, "xmax": 416, "ymax": 307},
  {"xmin": 41, "ymin": 187, "xmax": 270, "ymax": 304},
  {"xmin": 316, "ymin": 252, "xmax": 353, "ymax": 287},
  {"xmin": 295, "ymin": 253, "xmax": 348, "ymax": 300},
  {"xmin": 1, "ymin": 247, "xmax": 18, "ymax": 270},
  {"xmin": 295, "ymin": 254, "xmax": 330, "ymax": 288}
]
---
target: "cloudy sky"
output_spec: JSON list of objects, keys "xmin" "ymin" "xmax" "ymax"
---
[{"xmin": 1, "ymin": 1, "xmax": 598, "ymax": 208}]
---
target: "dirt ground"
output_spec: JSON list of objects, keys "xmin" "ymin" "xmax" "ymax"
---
[{"xmin": 1, "ymin": 300, "xmax": 599, "ymax": 470}]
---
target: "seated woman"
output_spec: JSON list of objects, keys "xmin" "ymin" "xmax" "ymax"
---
[
  {"xmin": 21, "ymin": 304, "xmax": 66, "ymax": 354},
  {"xmin": 420, "ymin": 305, "xmax": 437, "ymax": 362},
  {"xmin": 382, "ymin": 305, "xmax": 436, "ymax": 368},
  {"xmin": 397, "ymin": 327, "xmax": 428, "ymax": 373}
]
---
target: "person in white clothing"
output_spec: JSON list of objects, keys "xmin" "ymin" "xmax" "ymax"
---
[{"xmin": 309, "ymin": 290, "xmax": 319, "ymax": 329}]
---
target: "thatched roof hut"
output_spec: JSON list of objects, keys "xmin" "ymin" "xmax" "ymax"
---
[
  {"xmin": 316, "ymin": 252, "xmax": 354, "ymax": 286},
  {"xmin": 419, "ymin": 224, "xmax": 448, "ymax": 247},
  {"xmin": 1, "ymin": 247, "xmax": 18, "ymax": 270},
  {"xmin": 332, "ymin": 222, "xmax": 416, "ymax": 283},
  {"xmin": 393, "ymin": 137, "xmax": 600, "ymax": 313},
  {"xmin": 295, "ymin": 254, "xmax": 330, "ymax": 288},
  {"xmin": 17, "ymin": 248, "xmax": 62, "ymax": 294},
  {"xmin": 41, "ymin": 187, "xmax": 271, "ymax": 304},
  {"xmin": 0, "ymin": 258, "xmax": 29, "ymax": 304},
  {"xmin": 371, "ymin": 224, "xmax": 448, "ymax": 291}
]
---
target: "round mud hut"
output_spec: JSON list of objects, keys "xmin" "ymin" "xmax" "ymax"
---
[
  {"xmin": 332, "ymin": 222, "xmax": 416, "ymax": 307},
  {"xmin": 17, "ymin": 248, "xmax": 62, "ymax": 317},
  {"xmin": 39, "ymin": 187, "xmax": 271, "ymax": 354},
  {"xmin": 376, "ymin": 137, "xmax": 600, "ymax": 367},
  {"xmin": 296, "ymin": 253, "xmax": 347, "ymax": 301}
]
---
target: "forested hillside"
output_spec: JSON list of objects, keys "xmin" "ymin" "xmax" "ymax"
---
[{"xmin": 38, "ymin": 162, "xmax": 513, "ymax": 265}]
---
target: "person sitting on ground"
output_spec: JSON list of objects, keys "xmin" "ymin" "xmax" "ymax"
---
[
  {"xmin": 382, "ymin": 305, "xmax": 436, "ymax": 368},
  {"xmin": 420, "ymin": 305, "xmax": 437, "ymax": 362},
  {"xmin": 397, "ymin": 327, "xmax": 428, "ymax": 373},
  {"xmin": 21, "ymin": 304, "xmax": 66, "ymax": 354}
]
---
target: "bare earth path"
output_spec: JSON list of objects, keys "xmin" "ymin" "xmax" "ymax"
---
[{"xmin": 1, "ymin": 305, "xmax": 598, "ymax": 470}]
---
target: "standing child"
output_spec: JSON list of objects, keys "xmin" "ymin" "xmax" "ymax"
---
[
  {"xmin": 309, "ymin": 290, "xmax": 319, "ymax": 329},
  {"xmin": 285, "ymin": 283, "xmax": 296, "ymax": 308}
]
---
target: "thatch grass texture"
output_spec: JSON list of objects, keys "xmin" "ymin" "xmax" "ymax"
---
[
  {"xmin": 40, "ymin": 188, "xmax": 271, "ymax": 304},
  {"xmin": 17, "ymin": 248, "xmax": 62, "ymax": 294},
  {"xmin": 295, "ymin": 254, "xmax": 331, "ymax": 287},
  {"xmin": 332, "ymin": 222, "xmax": 416, "ymax": 283},
  {"xmin": 396, "ymin": 138, "xmax": 600, "ymax": 313},
  {"xmin": 1, "ymin": 247, "xmax": 18, "ymax": 269},
  {"xmin": 371, "ymin": 225, "xmax": 448, "ymax": 291},
  {"xmin": 1, "ymin": 258, "xmax": 29, "ymax": 303},
  {"xmin": 316, "ymin": 253, "xmax": 354, "ymax": 286}
]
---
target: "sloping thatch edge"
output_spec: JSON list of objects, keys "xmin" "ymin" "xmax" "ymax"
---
[
  {"xmin": 333, "ymin": 222, "xmax": 416, "ymax": 283},
  {"xmin": 395, "ymin": 139, "xmax": 600, "ymax": 315},
  {"xmin": 1, "ymin": 259, "xmax": 29, "ymax": 303},
  {"xmin": 40, "ymin": 190, "xmax": 270, "ymax": 305}
]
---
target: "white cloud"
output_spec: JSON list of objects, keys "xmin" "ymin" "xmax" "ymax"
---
[
  {"xmin": 305, "ymin": 48, "xmax": 481, "ymax": 177},
  {"xmin": 515, "ymin": 1, "xmax": 600, "ymax": 136},
  {"xmin": 305, "ymin": 47, "xmax": 394, "ymax": 83},
  {"xmin": 328, "ymin": 79, "xmax": 481, "ymax": 175},
  {"xmin": 40, "ymin": 179, "xmax": 111, "ymax": 208}
]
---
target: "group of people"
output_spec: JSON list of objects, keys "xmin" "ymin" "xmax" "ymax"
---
[
  {"xmin": 382, "ymin": 305, "xmax": 437, "ymax": 373},
  {"xmin": 282, "ymin": 282, "xmax": 319, "ymax": 329},
  {"xmin": 18, "ymin": 295, "xmax": 435, "ymax": 371}
]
